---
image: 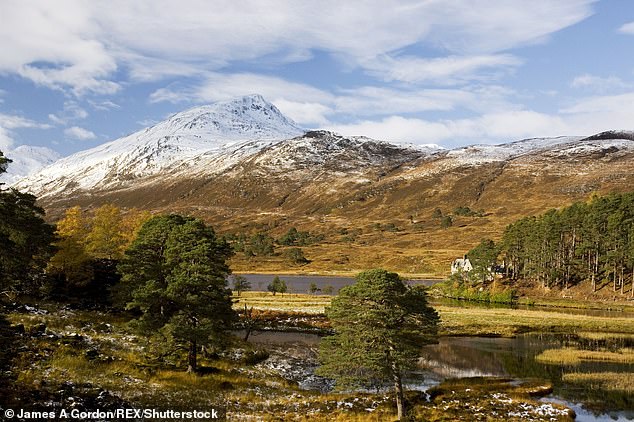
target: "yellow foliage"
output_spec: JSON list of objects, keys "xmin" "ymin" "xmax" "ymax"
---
[
  {"xmin": 56, "ymin": 206, "xmax": 89, "ymax": 239},
  {"xmin": 120, "ymin": 208, "xmax": 152, "ymax": 249},
  {"xmin": 85, "ymin": 204, "xmax": 126, "ymax": 259}
]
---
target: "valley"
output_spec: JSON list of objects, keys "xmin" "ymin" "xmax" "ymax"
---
[{"xmin": 9, "ymin": 97, "xmax": 634, "ymax": 283}]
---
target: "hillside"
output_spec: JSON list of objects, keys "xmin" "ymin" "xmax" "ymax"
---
[{"xmin": 13, "ymin": 96, "xmax": 634, "ymax": 277}]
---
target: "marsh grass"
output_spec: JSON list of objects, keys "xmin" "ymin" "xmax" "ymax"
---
[
  {"xmin": 234, "ymin": 291, "xmax": 331, "ymax": 313},
  {"xmin": 577, "ymin": 331, "xmax": 634, "ymax": 341},
  {"xmin": 435, "ymin": 305, "xmax": 634, "ymax": 337},
  {"xmin": 562, "ymin": 372, "xmax": 634, "ymax": 393},
  {"xmin": 535, "ymin": 347, "xmax": 634, "ymax": 365}
]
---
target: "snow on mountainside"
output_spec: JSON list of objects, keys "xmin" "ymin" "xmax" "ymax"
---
[
  {"xmin": 15, "ymin": 95, "xmax": 304, "ymax": 196},
  {"xmin": 12, "ymin": 90, "xmax": 634, "ymax": 204},
  {"xmin": 249, "ymin": 131, "xmax": 434, "ymax": 173},
  {"xmin": 0, "ymin": 145, "xmax": 61, "ymax": 185},
  {"xmin": 444, "ymin": 136, "xmax": 585, "ymax": 165}
]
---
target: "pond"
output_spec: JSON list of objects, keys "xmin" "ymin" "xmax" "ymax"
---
[
  {"xmin": 244, "ymin": 330, "xmax": 634, "ymax": 421},
  {"xmin": 236, "ymin": 273, "xmax": 439, "ymax": 295}
]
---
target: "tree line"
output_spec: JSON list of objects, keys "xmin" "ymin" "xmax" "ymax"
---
[{"xmin": 466, "ymin": 192, "xmax": 634, "ymax": 296}]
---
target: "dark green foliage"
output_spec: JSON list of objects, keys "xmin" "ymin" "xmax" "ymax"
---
[
  {"xmin": 467, "ymin": 239, "xmax": 499, "ymax": 284},
  {"xmin": 45, "ymin": 258, "xmax": 119, "ymax": 307},
  {"xmin": 371, "ymin": 222, "xmax": 401, "ymax": 232},
  {"xmin": 383, "ymin": 222, "xmax": 400, "ymax": 232},
  {"xmin": 245, "ymin": 232, "xmax": 275, "ymax": 257},
  {"xmin": 317, "ymin": 269, "xmax": 439, "ymax": 419},
  {"xmin": 499, "ymin": 192, "xmax": 634, "ymax": 293},
  {"xmin": 267, "ymin": 276, "xmax": 287, "ymax": 295},
  {"xmin": 0, "ymin": 313, "xmax": 19, "ymax": 387},
  {"xmin": 432, "ymin": 208, "xmax": 443, "ymax": 219},
  {"xmin": 224, "ymin": 232, "xmax": 247, "ymax": 252},
  {"xmin": 115, "ymin": 214, "xmax": 188, "ymax": 307},
  {"xmin": 309, "ymin": 282, "xmax": 320, "ymax": 294},
  {"xmin": 440, "ymin": 215, "xmax": 453, "ymax": 229},
  {"xmin": 0, "ymin": 152, "xmax": 52, "ymax": 396},
  {"xmin": 454, "ymin": 206, "xmax": 484, "ymax": 217},
  {"xmin": 118, "ymin": 215, "xmax": 236, "ymax": 372},
  {"xmin": 284, "ymin": 247, "xmax": 309, "ymax": 264},
  {"xmin": 0, "ymin": 151, "xmax": 10, "ymax": 178},
  {"xmin": 231, "ymin": 274, "xmax": 251, "ymax": 296},
  {"xmin": 277, "ymin": 227, "xmax": 324, "ymax": 246},
  {"xmin": 0, "ymin": 153, "xmax": 55, "ymax": 297},
  {"xmin": 434, "ymin": 277, "xmax": 517, "ymax": 304}
]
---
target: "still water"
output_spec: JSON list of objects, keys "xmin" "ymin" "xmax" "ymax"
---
[
  {"xmin": 237, "ymin": 273, "xmax": 438, "ymax": 294},
  {"xmin": 246, "ymin": 331, "xmax": 634, "ymax": 421}
]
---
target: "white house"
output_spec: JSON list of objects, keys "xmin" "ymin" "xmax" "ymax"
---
[{"xmin": 451, "ymin": 256, "xmax": 473, "ymax": 274}]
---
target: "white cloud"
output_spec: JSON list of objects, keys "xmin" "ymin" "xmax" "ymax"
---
[
  {"xmin": 556, "ymin": 92, "xmax": 634, "ymax": 133},
  {"xmin": 0, "ymin": 1, "xmax": 595, "ymax": 94},
  {"xmin": 0, "ymin": 1, "xmax": 118, "ymax": 95},
  {"xmin": 425, "ymin": 0, "xmax": 595, "ymax": 53},
  {"xmin": 0, "ymin": 113, "xmax": 52, "ymax": 150},
  {"xmin": 618, "ymin": 21, "xmax": 634, "ymax": 34},
  {"xmin": 149, "ymin": 72, "xmax": 518, "ymax": 126},
  {"xmin": 272, "ymin": 100, "xmax": 333, "ymax": 127},
  {"xmin": 149, "ymin": 72, "xmax": 336, "ymax": 125},
  {"xmin": 571, "ymin": 74, "xmax": 630, "ymax": 92},
  {"xmin": 0, "ymin": 126, "xmax": 14, "ymax": 150},
  {"xmin": 328, "ymin": 110, "xmax": 568, "ymax": 145},
  {"xmin": 362, "ymin": 54, "xmax": 522, "ymax": 85},
  {"xmin": 0, "ymin": 113, "xmax": 52, "ymax": 130},
  {"xmin": 88, "ymin": 100, "xmax": 120, "ymax": 111},
  {"xmin": 330, "ymin": 90, "xmax": 634, "ymax": 146},
  {"xmin": 64, "ymin": 126, "xmax": 96, "ymax": 140},
  {"xmin": 48, "ymin": 101, "xmax": 89, "ymax": 125},
  {"xmin": 560, "ymin": 92, "xmax": 634, "ymax": 114}
]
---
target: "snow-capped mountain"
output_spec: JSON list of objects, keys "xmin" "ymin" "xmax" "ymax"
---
[
  {"xmin": 12, "ymin": 93, "xmax": 634, "ymax": 234},
  {"xmin": 0, "ymin": 145, "xmax": 61, "ymax": 185},
  {"xmin": 15, "ymin": 94, "xmax": 304, "ymax": 196}
]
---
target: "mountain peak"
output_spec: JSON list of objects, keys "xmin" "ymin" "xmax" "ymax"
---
[
  {"xmin": 13, "ymin": 95, "xmax": 304, "ymax": 196},
  {"xmin": 160, "ymin": 94, "xmax": 304, "ymax": 141}
]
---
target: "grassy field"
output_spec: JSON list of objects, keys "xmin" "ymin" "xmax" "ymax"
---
[{"xmin": 234, "ymin": 292, "xmax": 634, "ymax": 337}]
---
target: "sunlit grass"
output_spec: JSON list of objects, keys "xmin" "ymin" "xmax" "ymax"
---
[
  {"xmin": 435, "ymin": 305, "xmax": 634, "ymax": 337},
  {"xmin": 232, "ymin": 292, "xmax": 634, "ymax": 337},
  {"xmin": 233, "ymin": 291, "xmax": 331, "ymax": 313},
  {"xmin": 577, "ymin": 331, "xmax": 634, "ymax": 341},
  {"xmin": 535, "ymin": 348, "xmax": 634, "ymax": 365}
]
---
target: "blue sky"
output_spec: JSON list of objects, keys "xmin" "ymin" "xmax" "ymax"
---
[{"xmin": 1, "ymin": 0, "xmax": 634, "ymax": 156}]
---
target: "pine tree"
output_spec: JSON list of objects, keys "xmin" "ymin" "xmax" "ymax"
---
[
  {"xmin": 119, "ymin": 215, "xmax": 236, "ymax": 372},
  {"xmin": 0, "ymin": 153, "xmax": 55, "ymax": 296},
  {"xmin": 317, "ymin": 269, "xmax": 439, "ymax": 420},
  {"xmin": 467, "ymin": 239, "xmax": 498, "ymax": 284},
  {"xmin": 267, "ymin": 276, "xmax": 287, "ymax": 295},
  {"xmin": 231, "ymin": 275, "xmax": 251, "ymax": 297}
]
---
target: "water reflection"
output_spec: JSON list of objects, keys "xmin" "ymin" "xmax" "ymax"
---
[
  {"xmin": 419, "ymin": 335, "xmax": 633, "ymax": 418},
  {"xmin": 243, "ymin": 330, "xmax": 634, "ymax": 419},
  {"xmin": 236, "ymin": 273, "xmax": 438, "ymax": 294}
]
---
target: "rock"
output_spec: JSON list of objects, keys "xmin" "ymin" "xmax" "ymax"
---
[{"xmin": 28, "ymin": 323, "xmax": 47, "ymax": 337}]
